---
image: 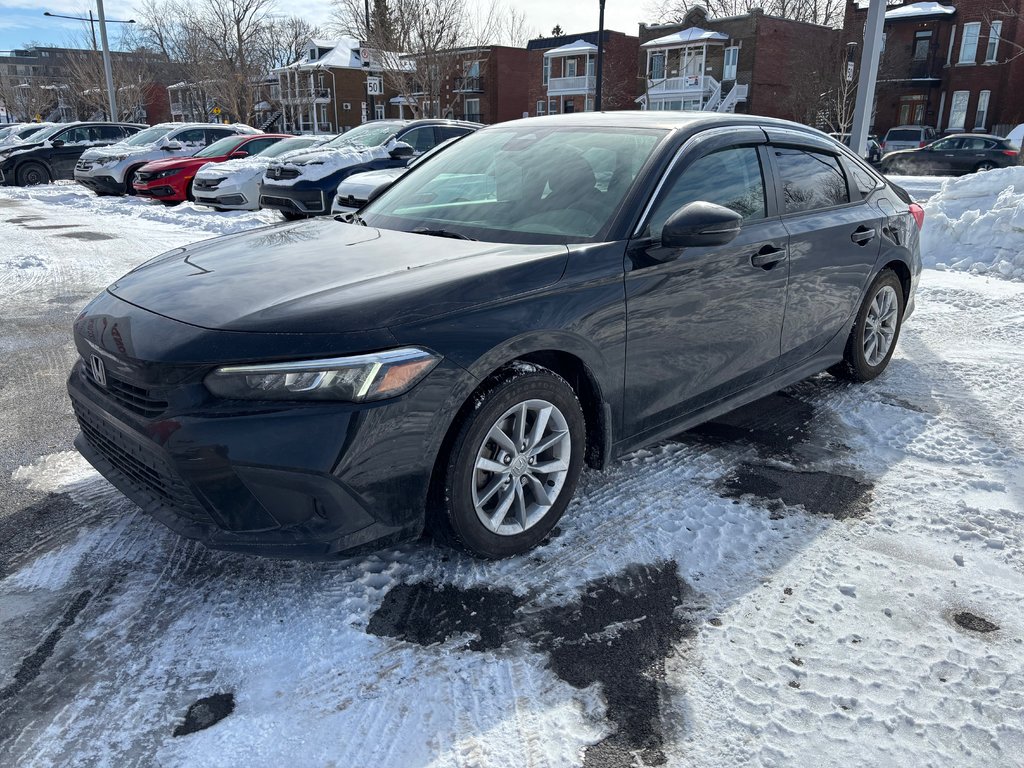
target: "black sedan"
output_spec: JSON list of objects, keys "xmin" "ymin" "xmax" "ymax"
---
[
  {"xmin": 68, "ymin": 113, "xmax": 922, "ymax": 559},
  {"xmin": 880, "ymin": 134, "xmax": 1021, "ymax": 175}
]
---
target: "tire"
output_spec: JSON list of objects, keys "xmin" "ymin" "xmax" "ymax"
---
[
  {"xmin": 830, "ymin": 269, "xmax": 905, "ymax": 382},
  {"xmin": 16, "ymin": 162, "xmax": 51, "ymax": 186},
  {"xmin": 281, "ymin": 211, "xmax": 305, "ymax": 221},
  {"xmin": 124, "ymin": 165, "xmax": 145, "ymax": 194},
  {"xmin": 433, "ymin": 365, "xmax": 586, "ymax": 559},
  {"xmin": 975, "ymin": 161, "xmax": 996, "ymax": 172}
]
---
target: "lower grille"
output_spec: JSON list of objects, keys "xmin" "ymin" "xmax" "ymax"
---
[{"xmin": 73, "ymin": 400, "xmax": 183, "ymax": 505}]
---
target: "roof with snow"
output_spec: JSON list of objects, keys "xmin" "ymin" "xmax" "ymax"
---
[
  {"xmin": 642, "ymin": 27, "xmax": 730, "ymax": 48},
  {"xmin": 885, "ymin": 2, "xmax": 956, "ymax": 20},
  {"xmin": 543, "ymin": 39, "xmax": 598, "ymax": 57},
  {"xmin": 277, "ymin": 37, "xmax": 364, "ymax": 72}
]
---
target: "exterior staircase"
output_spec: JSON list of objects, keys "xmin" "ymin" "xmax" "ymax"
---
[
  {"xmin": 717, "ymin": 83, "xmax": 749, "ymax": 113},
  {"xmin": 257, "ymin": 110, "xmax": 283, "ymax": 131}
]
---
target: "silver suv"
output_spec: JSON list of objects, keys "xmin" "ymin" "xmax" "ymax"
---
[{"xmin": 881, "ymin": 125, "xmax": 938, "ymax": 154}]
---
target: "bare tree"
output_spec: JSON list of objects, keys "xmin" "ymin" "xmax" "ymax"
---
[{"xmin": 650, "ymin": 0, "xmax": 847, "ymax": 27}]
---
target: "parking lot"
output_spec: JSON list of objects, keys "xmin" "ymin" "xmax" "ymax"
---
[{"xmin": 1, "ymin": 182, "xmax": 1022, "ymax": 767}]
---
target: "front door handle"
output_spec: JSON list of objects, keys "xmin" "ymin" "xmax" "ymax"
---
[
  {"xmin": 750, "ymin": 245, "xmax": 787, "ymax": 269},
  {"xmin": 851, "ymin": 226, "xmax": 877, "ymax": 245}
]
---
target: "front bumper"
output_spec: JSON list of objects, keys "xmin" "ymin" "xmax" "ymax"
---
[
  {"xmin": 75, "ymin": 170, "xmax": 125, "ymax": 195},
  {"xmin": 67, "ymin": 338, "xmax": 470, "ymax": 557},
  {"xmin": 193, "ymin": 181, "xmax": 254, "ymax": 210},
  {"xmin": 259, "ymin": 181, "xmax": 328, "ymax": 215},
  {"xmin": 134, "ymin": 174, "xmax": 188, "ymax": 201}
]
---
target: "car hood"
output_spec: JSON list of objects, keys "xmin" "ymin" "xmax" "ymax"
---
[
  {"xmin": 195, "ymin": 154, "xmax": 274, "ymax": 183},
  {"xmin": 81, "ymin": 142, "xmax": 156, "ymax": 161},
  {"xmin": 0, "ymin": 140, "xmax": 43, "ymax": 157},
  {"xmin": 267, "ymin": 141, "xmax": 401, "ymax": 184},
  {"xmin": 108, "ymin": 220, "xmax": 570, "ymax": 334},
  {"xmin": 336, "ymin": 167, "xmax": 406, "ymax": 197},
  {"xmin": 138, "ymin": 156, "xmax": 210, "ymax": 172}
]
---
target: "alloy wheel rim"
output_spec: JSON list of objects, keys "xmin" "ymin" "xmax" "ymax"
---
[
  {"xmin": 863, "ymin": 285, "xmax": 899, "ymax": 367},
  {"xmin": 471, "ymin": 398, "xmax": 571, "ymax": 536}
]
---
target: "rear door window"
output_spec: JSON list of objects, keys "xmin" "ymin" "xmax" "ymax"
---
[
  {"xmin": 205, "ymin": 128, "xmax": 236, "ymax": 144},
  {"xmin": 94, "ymin": 125, "xmax": 126, "ymax": 142},
  {"xmin": 436, "ymin": 126, "xmax": 473, "ymax": 141},
  {"xmin": 399, "ymin": 126, "xmax": 438, "ymax": 153},
  {"xmin": 772, "ymin": 147, "xmax": 850, "ymax": 214},
  {"xmin": 174, "ymin": 128, "xmax": 207, "ymax": 146},
  {"xmin": 645, "ymin": 146, "xmax": 767, "ymax": 239}
]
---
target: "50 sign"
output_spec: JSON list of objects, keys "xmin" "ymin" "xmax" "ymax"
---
[{"xmin": 366, "ymin": 77, "xmax": 383, "ymax": 96}]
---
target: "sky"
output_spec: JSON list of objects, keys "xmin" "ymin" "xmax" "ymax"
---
[{"xmin": 0, "ymin": 0, "xmax": 654, "ymax": 53}]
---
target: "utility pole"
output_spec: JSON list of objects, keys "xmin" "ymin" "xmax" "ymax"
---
[
  {"xmin": 850, "ymin": 0, "xmax": 886, "ymax": 158},
  {"xmin": 365, "ymin": 0, "xmax": 376, "ymax": 119},
  {"xmin": 96, "ymin": 0, "xmax": 118, "ymax": 121},
  {"xmin": 595, "ymin": 0, "xmax": 606, "ymax": 111}
]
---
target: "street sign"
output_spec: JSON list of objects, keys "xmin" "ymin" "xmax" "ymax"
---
[
  {"xmin": 366, "ymin": 77, "xmax": 383, "ymax": 96},
  {"xmin": 212, "ymin": 106, "xmax": 221, "ymax": 115},
  {"xmin": 846, "ymin": 61, "xmax": 855, "ymax": 82}
]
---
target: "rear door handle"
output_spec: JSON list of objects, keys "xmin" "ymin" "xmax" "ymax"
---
[
  {"xmin": 851, "ymin": 226, "xmax": 876, "ymax": 245},
  {"xmin": 750, "ymin": 245, "xmax": 787, "ymax": 269}
]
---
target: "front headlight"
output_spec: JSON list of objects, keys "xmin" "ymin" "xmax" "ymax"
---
[
  {"xmin": 204, "ymin": 347, "xmax": 441, "ymax": 402},
  {"xmin": 151, "ymin": 168, "xmax": 181, "ymax": 179}
]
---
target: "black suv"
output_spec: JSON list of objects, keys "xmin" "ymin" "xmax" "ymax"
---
[
  {"xmin": 0, "ymin": 121, "xmax": 144, "ymax": 186},
  {"xmin": 259, "ymin": 119, "xmax": 480, "ymax": 218},
  {"xmin": 879, "ymin": 133, "xmax": 1021, "ymax": 175}
]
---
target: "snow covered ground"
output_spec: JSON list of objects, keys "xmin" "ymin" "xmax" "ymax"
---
[{"xmin": 1, "ymin": 181, "xmax": 1023, "ymax": 767}]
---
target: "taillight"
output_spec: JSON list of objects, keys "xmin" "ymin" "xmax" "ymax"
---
[
  {"xmin": 919, "ymin": 141, "xmax": 926, "ymax": 147},
  {"xmin": 1001, "ymin": 149, "xmax": 1018, "ymax": 157},
  {"xmin": 909, "ymin": 203, "xmax": 925, "ymax": 229}
]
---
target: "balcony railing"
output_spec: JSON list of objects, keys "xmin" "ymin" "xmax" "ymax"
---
[
  {"xmin": 647, "ymin": 75, "xmax": 718, "ymax": 96},
  {"xmin": 547, "ymin": 75, "xmax": 595, "ymax": 94},
  {"xmin": 454, "ymin": 76, "xmax": 484, "ymax": 92},
  {"xmin": 281, "ymin": 88, "xmax": 331, "ymax": 104}
]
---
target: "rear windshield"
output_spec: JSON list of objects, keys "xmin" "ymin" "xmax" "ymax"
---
[{"xmin": 886, "ymin": 129, "xmax": 920, "ymax": 141}]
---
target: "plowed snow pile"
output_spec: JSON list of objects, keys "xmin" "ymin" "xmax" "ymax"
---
[{"xmin": 921, "ymin": 166, "xmax": 1024, "ymax": 279}]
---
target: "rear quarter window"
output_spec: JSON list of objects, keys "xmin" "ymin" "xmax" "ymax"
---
[
  {"xmin": 772, "ymin": 147, "xmax": 850, "ymax": 214},
  {"xmin": 886, "ymin": 130, "xmax": 920, "ymax": 142}
]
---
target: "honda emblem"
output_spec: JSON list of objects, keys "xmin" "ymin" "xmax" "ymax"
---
[{"xmin": 90, "ymin": 355, "xmax": 107, "ymax": 387}]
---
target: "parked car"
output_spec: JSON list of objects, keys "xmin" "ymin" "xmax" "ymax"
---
[
  {"xmin": 132, "ymin": 133, "xmax": 291, "ymax": 204},
  {"xmin": 0, "ymin": 121, "xmax": 144, "ymax": 186},
  {"xmin": 260, "ymin": 119, "xmax": 481, "ymax": 219},
  {"xmin": 829, "ymin": 133, "xmax": 883, "ymax": 165},
  {"xmin": 0, "ymin": 122, "xmax": 57, "ymax": 147},
  {"xmin": 68, "ymin": 112, "xmax": 922, "ymax": 560},
  {"xmin": 192, "ymin": 135, "xmax": 330, "ymax": 211},
  {"xmin": 75, "ymin": 122, "xmax": 261, "ymax": 195},
  {"xmin": 879, "ymin": 134, "xmax": 1021, "ymax": 175},
  {"xmin": 330, "ymin": 135, "xmax": 464, "ymax": 215},
  {"xmin": 880, "ymin": 125, "xmax": 938, "ymax": 154}
]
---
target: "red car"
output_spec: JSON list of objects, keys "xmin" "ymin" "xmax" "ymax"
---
[{"xmin": 133, "ymin": 133, "xmax": 291, "ymax": 203}]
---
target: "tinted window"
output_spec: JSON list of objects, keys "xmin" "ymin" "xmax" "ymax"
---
[
  {"xmin": 846, "ymin": 160, "xmax": 880, "ymax": 197},
  {"xmin": 437, "ymin": 126, "xmax": 473, "ymax": 141},
  {"xmin": 174, "ymin": 129, "xmax": 207, "ymax": 145},
  {"xmin": 960, "ymin": 137, "xmax": 996, "ymax": 150},
  {"xmin": 399, "ymin": 126, "xmax": 438, "ymax": 153},
  {"xmin": 55, "ymin": 126, "xmax": 92, "ymax": 144},
  {"xmin": 773, "ymin": 147, "xmax": 849, "ymax": 214},
  {"xmin": 95, "ymin": 125, "xmax": 126, "ymax": 141},
  {"xmin": 887, "ymin": 129, "xmax": 921, "ymax": 142},
  {"xmin": 647, "ymin": 146, "xmax": 766, "ymax": 239},
  {"xmin": 930, "ymin": 137, "xmax": 961, "ymax": 151},
  {"xmin": 239, "ymin": 137, "xmax": 280, "ymax": 155},
  {"xmin": 205, "ymin": 128, "xmax": 236, "ymax": 143}
]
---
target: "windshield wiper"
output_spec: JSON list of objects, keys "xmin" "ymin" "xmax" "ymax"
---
[
  {"xmin": 334, "ymin": 212, "xmax": 367, "ymax": 226},
  {"xmin": 411, "ymin": 227, "xmax": 476, "ymax": 241}
]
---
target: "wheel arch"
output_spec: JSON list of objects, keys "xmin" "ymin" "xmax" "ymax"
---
[{"xmin": 880, "ymin": 258, "xmax": 912, "ymax": 306}]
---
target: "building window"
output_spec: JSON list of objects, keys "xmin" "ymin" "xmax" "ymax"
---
[
  {"xmin": 375, "ymin": 104, "xmax": 385, "ymax": 120},
  {"xmin": 464, "ymin": 98, "xmax": 480, "ymax": 120},
  {"xmin": 958, "ymin": 22, "xmax": 980, "ymax": 64},
  {"xmin": 913, "ymin": 30, "xmax": 932, "ymax": 61},
  {"xmin": 946, "ymin": 25, "xmax": 956, "ymax": 65},
  {"xmin": 587, "ymin": 57, "xmax": 595, "ymax": 77},
  {"xmin": 542, "ymin": 57, "xmax": 549, "ymax": 85},
  {"xmin": 724, "ymin": 46, "xmax": 738, "ymax": 80},
  {"xmin": 974, "ymin": 90, "xmax": 990, "ymax": 129},
  {"xmin": 650, "ymin": 51, "xmax": 666, "ymax": 80},
  {"xmin": 948, "ymin": 90, "xmax": 970, "ymax": 130},
  {"xmin": 537, "ymin": 100, "xmax": 546, "ymax": 115},
  {"xmin": 565, "ymin": 59, "xmax": 577, "ymax": 78},
  {"xmin": 985, "ymin": 21, "xmax": 1002, "ymax": 62},
  {"xmin": 548, "ymin": 98, "xmax": 558, "ymax": 114},
  {"xmin": 466, "ymin": 60, "xmax": 481, "ymax": 78}
]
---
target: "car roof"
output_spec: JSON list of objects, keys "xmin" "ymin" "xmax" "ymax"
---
[
  {"xmin": 941, "ymin": 133, "xmax": 1003, "ymax": 140},
  {"xmin": 887, "ymin": 125, "xmax": 932, "ymax": 132},
  {"xmin": 400, "ymin": 119, "xmax": 483, "ymax": 129}
]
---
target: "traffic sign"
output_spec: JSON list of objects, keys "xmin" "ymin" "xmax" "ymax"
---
[
  {"xmin": 212, "ymin": 106, "xmax": 221, "ymax": 115},
  {"xmin": 366, "ymin": 77, "xmax": 383, "ymax": 96}
]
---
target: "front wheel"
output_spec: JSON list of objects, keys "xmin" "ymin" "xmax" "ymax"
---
[
  {"xmin": 16, "ymin": 162, "xmax": 51, "ymax": 186},
  {"xmin": 434, "ymin": 366, "xmax": 586, "ymax": 558},
  {"xmin": 830, "ymin": 269, "xmax": 905, "ymax": 382}
]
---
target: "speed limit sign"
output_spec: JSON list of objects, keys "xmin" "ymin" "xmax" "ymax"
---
[{"xmin": 366, "ymin": 77, "xmax": 383, "ymax": 96}]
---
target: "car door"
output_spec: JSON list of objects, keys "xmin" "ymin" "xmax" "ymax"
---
[
  {"xmin": 921, "ymin": 136, "xmax": 959, "ymax": 173},
  {"xmin": 623, "ymin": 127, "xmax": 790, "ymax": 436},
  {"xmin": 957, "ymin": 136, "xmax": 994, "ymax": 172},
  {"xmin": 763, "ymin": 130, "xmax": 883, "ymax": 370},
  {"xmin": 49, "ymin": 126, "xmax": 94, "ymax": 178}
]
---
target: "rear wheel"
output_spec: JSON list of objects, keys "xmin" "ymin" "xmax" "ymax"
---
[
  {"xmin": 16, "ymin": 162, "xmax": 50, "ymax": 186},
  {"xmin": 975, "ymin": 161, "xmax": 996, "ymax": 172},
  {"xmin": 830, "ymin": 269, "xmax": 905, "ymax": 382},
  {"xmin": 433, "ymin": 365, "xmax": 586, "ymax": 558}
]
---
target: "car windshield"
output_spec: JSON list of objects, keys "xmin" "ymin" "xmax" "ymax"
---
[
  {"xmin": 259, "ymin": 136, "xmax": 321, "ymax": 158},
  {"xmin": 195, "ymin": 136, "xmax": 245, "ymax": 158},
  {"xmin": 361, "ymin": 125, "xmax": 665, "ymax": 245},
  {"xmin": 887, "ymin": 129, "xmax": 921, "ymax": 141},
  {"xmin": 324, "ymin": 122, "xmax": 403, "ymax": 150},
  {"xmin": 121, "ymin": 125, "xmax": 174, "ymax": 146},
  {"xmin": 21, "ymin": 124, "xmax": 61, "ymax": 142}
]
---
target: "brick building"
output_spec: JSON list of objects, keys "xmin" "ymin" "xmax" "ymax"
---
[
  {"xmin": 638, "ymin": 7, "xmax": 841, "ymax": 120},
  {"xmin": 842, "ymin": 0, "xmax": 1024, "ymax": 136},
  {"xmin": 525, "ymin": 30, "xmax": 640, "ymax": 116},
  {"xmin": 433, "ymin": 46, "xmax": 531, "ymax": 124}
]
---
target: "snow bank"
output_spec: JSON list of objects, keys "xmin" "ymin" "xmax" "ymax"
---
[{"xmin": 920, "ymin": 167, "xmax": 1024, "ymax": 280}]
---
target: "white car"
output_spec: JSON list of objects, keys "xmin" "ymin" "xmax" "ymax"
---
[
  {"xmin": 330, "ymin": 167, "xmax": 406, "ymax": 214},
  {"xmin": 74, "ymin": 122, "xmax": 261, "ymax": 196},
  {"xmin": 192, "ymin": 135, "xmax": 330, "ymax": 210}
]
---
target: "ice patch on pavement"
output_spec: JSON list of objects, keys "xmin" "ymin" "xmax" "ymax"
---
[{"xmin": 11, "ymin": 451, "xmax": 96, "ymax": 492}]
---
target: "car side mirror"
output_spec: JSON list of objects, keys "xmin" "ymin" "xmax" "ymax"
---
[
  {"xmin": 230, "ymin": 150, "xmax": 249, "ymax": 159},
  {"xmin": 660, "ymin": 201, "xmax": 742, "ymax": 249},
  {"xmin": 51, "ymin": 138, "xmax": 65, "ymax": 147},
  {"xmin": 389, "ymin": 142, "xmax": 414, "ymax": 160},
  {"xmin": 162, "ymin": 141, "xmax": 183, "ymax": 151}
]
